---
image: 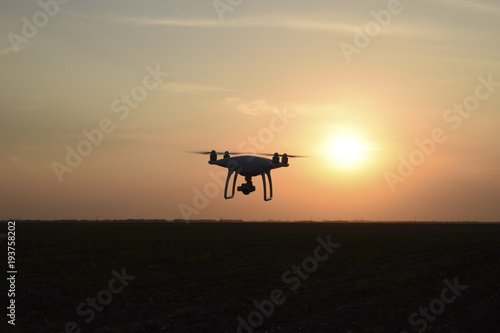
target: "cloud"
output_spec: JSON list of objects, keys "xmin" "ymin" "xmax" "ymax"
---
[
  {"xmin": 161, "ymin": 82, "xmax": 235, "ymax": 94},
  {"xmin": 223, "ymin": 98, "xmax": 278, "ymax": 116},
  {"xmin": 433, "ymin": 0, "xmax": 500, "ymax": 15},
  {"xmin": 0, "ymin": 36, "xmax": 39, "ymax": 56},
  {"xmin": 0, "ymin": 44, "xmax": 27, "ymax": 56},
  {"xmin": 66, "ymin": 10, "xmax": 488, "ymax": 42},
  {"xmin": 6, "ymin": 155, "xmax": 29, "ymax": 166},
  {"xmin": 0, "ymin": 46, "xmax": 15, "ymax": 56},
  {"xmin": 120, "ymin": 16, "xmax": 353, "ymax": 32},
  {"xmin": 68, "ymin": 11, "xmax": 353, "ymax": 33}
]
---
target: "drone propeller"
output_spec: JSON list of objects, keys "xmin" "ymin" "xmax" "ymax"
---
[
  {"xmin": 188, "ymin": 151, "xmax": 307, "ymax": 158},
  {"xmin": 258, "ymin": 153, "xmax": 308, "ymax": 158},
  {"xmin": 188, "ymin": 151, "xmax": 252, "ymax": 156}
]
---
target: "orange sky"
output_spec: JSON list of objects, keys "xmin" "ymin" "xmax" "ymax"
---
[{"xmin": 1, "ymin": 0, "xmax": 499, "ymax": 221}]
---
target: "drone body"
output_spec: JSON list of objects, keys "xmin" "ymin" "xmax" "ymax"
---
[{"xmin": 195, "ymin": 150, "xmax": 302, "ymax": 201}]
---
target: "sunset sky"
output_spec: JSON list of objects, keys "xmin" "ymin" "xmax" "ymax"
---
[{"xmin": 1, "ymin": 0, "xmax": 499, "ymax": 221}]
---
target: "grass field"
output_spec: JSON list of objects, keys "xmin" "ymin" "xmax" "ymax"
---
[{"xmin": 5, "ymin": 221, "xmax": 500, "ymax": 332}]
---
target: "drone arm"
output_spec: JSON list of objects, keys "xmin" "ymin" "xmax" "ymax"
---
[
  {"xmin": 224, "ymin": 169, "xmax": 238, "ymax": 199},
  {"xmin": 261, "ymin": 170, "xmax": 273, "ymax": 201}
]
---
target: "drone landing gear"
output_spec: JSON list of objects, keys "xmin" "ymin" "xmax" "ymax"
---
[
  {"xmin": 261, "ymin": 170, "xmax": 273, "ymax": 201},
  {"xmin": 223, "ymin": 171, "xmax": 273, "ymax": 201},
  {"xmin": 224, "ymin": 169, "xmax": 238, "ymax": 199}
]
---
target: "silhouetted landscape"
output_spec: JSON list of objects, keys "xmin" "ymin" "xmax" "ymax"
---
[{"xmin": 7, "ymin": 220, "xmax": 500, "ymax": 332}]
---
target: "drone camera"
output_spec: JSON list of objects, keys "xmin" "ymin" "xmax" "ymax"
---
[
  {"xmin": 237, "ymin": 183, "xmax": 256, "ymax": 195},
  {"xmin": 237, "ymin": 178, "xmax": 256, "ymax": 195}
]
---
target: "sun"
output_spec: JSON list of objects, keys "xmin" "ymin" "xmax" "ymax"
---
[
  {"xmin": 324, "ymin": 133, "xmax": 370, "ymax": 170},
  {"xmin": 332, "ymin": 137, "xmax": 364, "ymax": 163}
]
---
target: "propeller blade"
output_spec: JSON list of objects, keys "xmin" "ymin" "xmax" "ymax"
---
[
  {"xmin": 187, "ymin": 151, "xmax": 254, "ymax": 156},
  {"xmin": 188, "ymin": 151, "xmax": 212, "ymax": 155},
  {"xmin": 286, "ymin": 154, "xmax": 308, "ymax": 158},
  {"xmin": 187, "ymin": 151, "xmax": 308, "ymax": 157},
  {"xmin": 258, "ymin": 153, "xmax": 308, "ymax": 158}
]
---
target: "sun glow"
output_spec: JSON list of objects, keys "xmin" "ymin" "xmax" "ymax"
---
[
  {"xmin": 332, "ymin": 137, "xmax": 364, "ymax": 161},
  {"xmin": 324, "ymin": 131, "xmax": 371, "ymax": 170}
]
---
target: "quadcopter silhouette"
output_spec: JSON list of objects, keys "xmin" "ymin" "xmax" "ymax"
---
[{"xmin": 191, "ymin": 150, "xmax": 305, "ymax": 201}]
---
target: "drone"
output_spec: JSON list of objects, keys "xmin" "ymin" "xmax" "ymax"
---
[{"xmin": 191, "ymin": 150, "xmax": 305, "ymax": 201}]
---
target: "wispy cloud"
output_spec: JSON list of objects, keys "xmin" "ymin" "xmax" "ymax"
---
[
  {"xmin": 0, "ymin": 44, "xmax": 27, "ymax": 56},
  {"xmin": 161, "ymin": 82, "xmax": 235, "ymax": 94},
  {"xmin": 0, "ymin": 46, "xmax": 15, "ymax": 56},
  {"xmin": 223, "ymin": 98, "xmax": 278, "ymax": 116},
  {"xmin": 121, "ymin": 16, "xmax": 353, "ymax": 32},
  {"xmin": 6, "ymin": 155, "xmax": 29, "ymax": 166},
  {"xmin": 69, "ymin": 11, "xmax": 353, "ymax": 33},
  {"xmin": 67, "ymin": 10, "xmax": 486, "ymax": 42},
  {"xmin": 0, "ymin": 38, "xmax": 42, "ymax": 56},
  {"xmin": 433, "ymin": 0, "xmax": 500, "ymax": 15}
]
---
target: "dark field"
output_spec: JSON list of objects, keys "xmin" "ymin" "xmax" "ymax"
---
[{"xmin": 5, "ymin": 221, "xmax": 500, "ymax": 332}]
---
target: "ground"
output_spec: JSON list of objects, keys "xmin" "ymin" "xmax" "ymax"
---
[{"xmin": 5, "ymin": 221, "xmax": 500, "ymax": 332}]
